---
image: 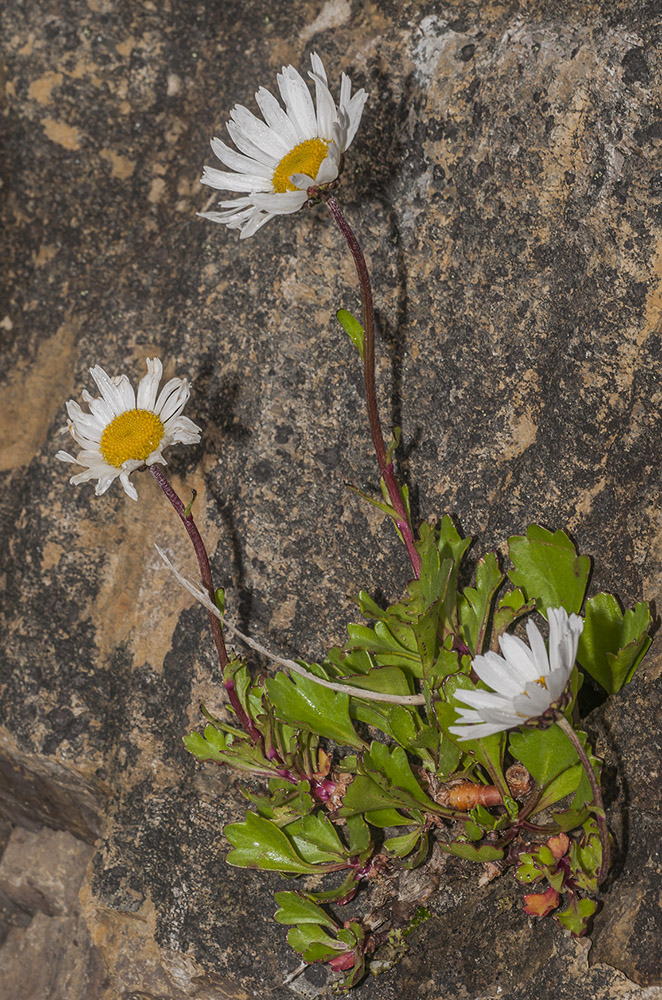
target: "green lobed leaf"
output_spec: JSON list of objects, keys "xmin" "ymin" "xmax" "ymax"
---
[
  {"xmin": 266, "ymin": 671, "xmax": 365, "ymax": 749},
  {"xmin": 569, "ymin": 817, "xmax": 602, "ymax": 892},
  {"xmin": 274, "ymin": 892, "xmax": 338, "ymax": 930},
  {"xmin": 551, "ymin": 806, "xmax": 591, "ymax": 832},
  {"xmin": 331, "ymin": 619, "xmax": 422, "ymax": 678},
  {"xmin": 361, "ymin": 742, "xmax": 437, "ymax": 810},
  {"xmin": 383, "ymin": 828, "xmax": 426, "ymax": 859},
  {"xmin": 556, "ymin": 896, "xmax": 597, "ymax": 936},
  {"xmin": 459, "ymin": 552, "xmax": 504, "ymax": 655},
  {"xmin": 345, "ymin": 814, "xmax": 372, "ymax": 854},
  {"xmin": 491, "ymin": 587, "xmax": 534, "ymax": 642},
  {"xmin": 464, "ymin": 821, "xmax": 483, "ymax": 841},
  {"xmin": 287, "ymin": 925, "xmax": 345, "ymax": 962},
  {"xmin": 509, "ymin": 723, "xmax": 587, "ymax": 813},
  {"xmin": 412, "ymin": 594, "xmax": 451, "ymax": 678},
  {"xmin": 183, "ymin": 725, "xmax": 226, "ymax": 763},
  {"xmin": 336, "ymin": 308, "xmax": 365, "ymax": 360},
  {"xmin": 349, "ymin": 699, "xmax": 393, "ymax": 736},
  {"xmin": 365, "ymin": 808, "xmax": 414, "ymax": 827},
  {"xmin": 336, "ymin": 922, "xmax": 368, "ymax": 990},
  {"xmin": 433, "ymin": 702, "xmax": 464, "ymax": 777},
  {"xmin": 536, "ymin": 764, "xmax": 583, "ymax": 814},
  {"xmin": 242, "ymin": 780, "xmax": 315, "ymax": 824},
  {"xmin": 283, "ymin": 812, "xmax": 348, "ymax": 865},
  {"xmin": 509, "ymin": 724, "xmax": 580, "ymax": 788},
  {"xmin": 510, "ymin": 722, "xmax": 600, "ymax": 815},
  {"xmin": 342, "ymin": 666, "xmax": 413, "ymax": 696},
  {"xmin": 357, "ymin": 592, "xmax": 419, "ymax": 650},
  {"xmin": 411, "ymin": 519, "xmax": 470, "ymax": 613},
  {"xmin": 515, "ymin": 854, "xmax": 543, "ymax": 885},
  {"xmin": 577, "ymin": 592, "xmax": 651, "ymax": 693},
  {"xmin": 337, "ymin": 774, "xmax": 411, "ymax": 821},
  {"xmin": 225, "ymin": 812, "xmax": 327, "ymax": 873},
  {"xmin": 508, "ymin": 524, "xmax": 590, "ymax": 615},
  {"xmin": 437, "ymin": 841, "xmax": 504, "ymax": 862},
  {"xmin": 388, "ymin": 705, "xmax": 421, "ymax": 747}
]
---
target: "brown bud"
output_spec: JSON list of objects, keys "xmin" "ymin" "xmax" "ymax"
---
[
  {"xmin": 506, "ymin": 763, "xmax": 533, "ymax": 800},
  {"xmin": 436, "ymin": 781, "xmax": 502, "ymax": 811}
]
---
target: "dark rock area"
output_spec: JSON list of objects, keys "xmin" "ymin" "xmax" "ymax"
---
[{"xmin": 2, "ymin": 0, "xmax": 662, "ymax": 996}]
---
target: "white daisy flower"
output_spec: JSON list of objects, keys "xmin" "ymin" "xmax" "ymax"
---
[
  {"xmin": 199, "ymin": 52, "xmax": 368, "ymax": 239},
  {"xmin": 56, "ymin": 358, "xmax": 202, "ymax": 501},
  {"xmin": 449, "ymin": 607, "xmax": 584, "ymax": 741}
]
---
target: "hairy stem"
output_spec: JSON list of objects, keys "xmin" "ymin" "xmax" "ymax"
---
[
  {"xmin": 318, "ymin": 191, "xmax": 421, "ymax": 578},
  {"xmin": 149, "ymin": 465, "xmax": 261, "ymax": 744},
  {"xmin": 555, "ymin": 714, "xmax": 610, "ymax": 884}
]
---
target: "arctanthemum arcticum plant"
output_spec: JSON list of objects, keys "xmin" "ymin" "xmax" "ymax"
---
[{"xmin": 57, "ymin": 50, "xmax": 654, "ymax": 993}]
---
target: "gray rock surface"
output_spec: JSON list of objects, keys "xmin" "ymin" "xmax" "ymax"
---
[
  {"xmin": 0, "ymin": 827, "xmax": 107, "ymax": 1000},
  {"xmin": 2, "ymin": 0, "xmax": 662, "ymax": 996}
]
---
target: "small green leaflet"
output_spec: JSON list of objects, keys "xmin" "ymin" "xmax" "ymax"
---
[
  {"xmin": 361, "ymin": 742, "xmax": 437, "ymax": 810},
  {"xmin": 577, "ymin": 592, "xmax": 651, "ymax": 693},
  {"xmin": 556, "ymin": 896, "xmax": 597, "ymax": 936},
  {"xmin": 336, "ymin": 308, "xmax": 365, "ymax": 359},
  {"xmin": 274, "ymin": 892, "xmax": 338, "ymax": 930},
  {"xmin": 225, "ymin": 812, "xmax": 331, "ymax": 873},
  {"xmin": 283, "ymin": 813, "xmax": 348, "ymax": 865},
  {"xmin": 266, "ymin": 672, "xmax": 365, "ymax": 749},
  {"xmin": 458, "ymin": 552, "xmax": 504, "ymax": 655},
  {"xmin": 337, "ymin": 774, "xmax": 413, "ymax": 826},
  {"xmin": 437, "ymin": 841, "xmax": 504, "ymax": 861},
  {"xmin": 287, "ymin": 925, "xmax": 346, "ymax": 962},
  {"xmin": 508, "ymin": 524, "xmax": 590, "ymax": 615}
]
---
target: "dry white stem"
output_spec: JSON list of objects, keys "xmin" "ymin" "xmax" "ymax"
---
[
  {"xmin": 155, "ymin": 544, "xmax": 426, "ymax": 706},
  {"xmin": 280, "ymin": 960, "xmax": 309, "ymax": 986}
]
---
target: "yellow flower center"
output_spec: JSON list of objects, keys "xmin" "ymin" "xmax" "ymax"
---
[
  {"xmin": 100, "ymin": 409, "xmax": 164, "ymax": 467},
  {"xmin": 272, "ymin": 138, "xmax": 330, "ymax": 193}
]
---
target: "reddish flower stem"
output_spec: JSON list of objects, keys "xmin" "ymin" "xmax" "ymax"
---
[
  {"xmin": 149, "ymin": 465, "xmax": 261, "ymax": 744},
  {"xmin": 317, "ymin": 191, "xmax": 421, "ymax": 579},
  {"xmin": 556, "ymin": 714, "xmax": 610, "ymax": 884}
]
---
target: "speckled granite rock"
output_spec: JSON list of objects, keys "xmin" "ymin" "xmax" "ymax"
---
[{"xmin": 2, "ymin": 0, "xmax": 662, "ymax": 997}]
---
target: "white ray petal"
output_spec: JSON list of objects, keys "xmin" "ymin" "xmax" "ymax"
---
[
  {"xmin": 210, "ymin": 136, "xmax": 273, "ymax": 177},
  {"xmin": 525, "ymin": 619, "xmax": 550, "ymax": 675},
  {"xmin": 230, "ymin": 104, "xmax": 291, "ymax": 157},
  {"xmin": 201, "ymin": 166, "xmax": 274, "ymax": 193},
  {"xmin": 309, "ymin": 71, "xmax": 337, "ymax": 138},
  {"xmin": 498, "ymin": 633, "xmax": 540, "ymax": 682},
  {"xmin": 239, "ymin": 211, "xmax": 272, "ymax": 238},
  {"xmin": 345, "ymin": 89, "xmax": 368, "ymax": 147},
  {"xmin": 226, "ymin": 120, "xmax": 278, "ymax": 166},
  {"xmin": 279, "ymin": 65, "xmax": 317, "ymax": 138},
  {"xmin": 472, "ymin": 651, "xmax": 528, "ymax": 698},
  {"xmin": 136, "ymin": 358, "xmax": 163, "ymax": 411},
  {"xmin": 89, "ymin": 366, "xmax": 125, "ymax": 416},
  {"xmin": 254, "ymin": 87, "xmax": 299, "ymax": 146},
  {"xmin": 251, "ymin": 191, "xmax": 308, "ymax": 214}
]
